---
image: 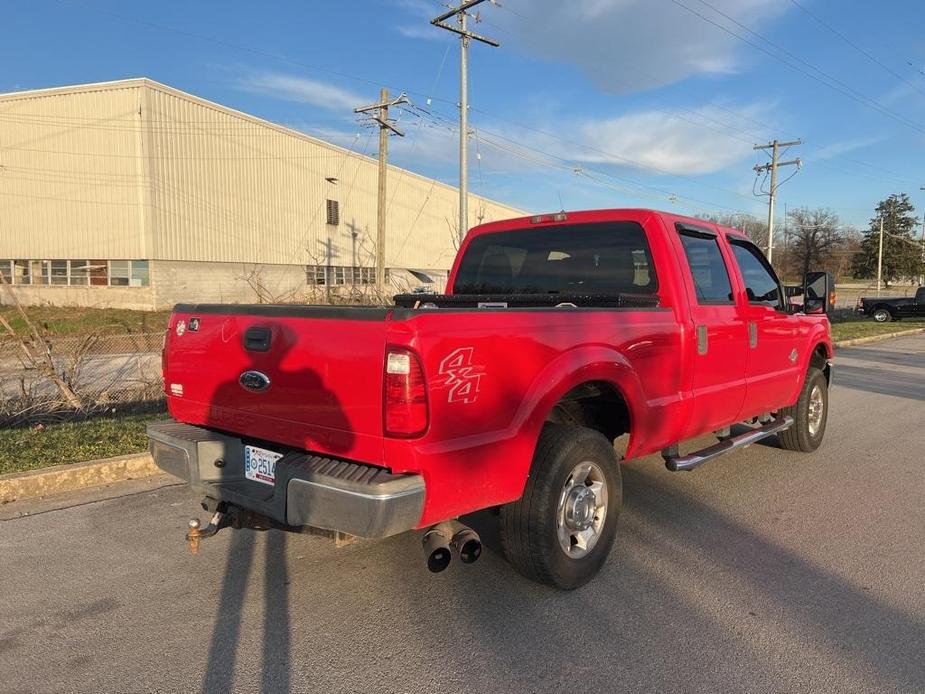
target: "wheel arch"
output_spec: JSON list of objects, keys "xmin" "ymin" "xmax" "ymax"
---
[
  {"xmin": 809, "ymin": 340, "xmax": 832, "ymax": 384},
  {"xmin": 517, "ymin": 346, "xmax": 646, "ymax": 469}
]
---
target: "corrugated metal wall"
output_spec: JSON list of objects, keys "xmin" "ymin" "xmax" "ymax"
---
[
  {"xmin": 0, "ymin": 79, "xmax": 523, "ymax": 271},
  {"xmin": 142, "ymin": 83, "xmax": 521, "ymax": 269},
  {"xmin": 0, "ymin": 83, "xmax": 147, "ymax": 259}
]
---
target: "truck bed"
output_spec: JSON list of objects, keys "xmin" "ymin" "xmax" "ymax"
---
[{"xmin": 163, "ymin": 299, "xmax": 683, "ymax": 521}]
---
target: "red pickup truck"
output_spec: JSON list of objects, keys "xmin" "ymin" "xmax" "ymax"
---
[{"xmin": 148, "ymin": 208, "xmax": 834, "ymax": 589}]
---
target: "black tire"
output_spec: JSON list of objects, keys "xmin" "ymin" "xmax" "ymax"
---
[
  {"xmin": 778, "ymin": 367, "xmax": 828, "ymax": 452},
  {"xmin": 872, "ymin": 307, "xmax": 892, "ymax": 323},
  {"xmin": 500, "ymin": 424, "xmax": 622, "ymax": 590}
]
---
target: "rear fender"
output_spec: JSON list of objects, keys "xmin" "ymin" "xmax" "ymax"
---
[{"xmin": 513, "ymin": 345, "xmax": 646, "ymax": 474}]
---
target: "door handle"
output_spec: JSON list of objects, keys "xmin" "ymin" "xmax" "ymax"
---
[
  {"xmin": 696, "ymin": 325, "xmax": 708, "ymax": 355},
  {"xmin": 748, "ymin": 321, "xmax": 758, "ymax": 348}
]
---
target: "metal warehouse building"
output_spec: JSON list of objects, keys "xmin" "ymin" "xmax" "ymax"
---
[{"xmin": 0, "ymin": 78, "xmax": 522, "ymax": 310}]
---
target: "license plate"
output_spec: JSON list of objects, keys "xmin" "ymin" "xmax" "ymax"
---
[{"xmin": 244, "ymin": 445, "xmax": 283, "ymax": 486}]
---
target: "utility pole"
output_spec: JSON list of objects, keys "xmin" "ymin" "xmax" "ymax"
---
[
  {"xmin": 431, "ymin": 0, "xmax": 499, "ymax": 244},
  {"xmin": 355, "ymin": 89, "xmax": 408, "ymax": 290},
  {"xmin": 920, "ymin": 186, "xmax": 925, "ymax": 285},
  {"xmin": 877, "ymin": 215, "xmax": 884, "ymax": 297},
  {"xmin": 753, "ymin": 139, "xmax": 802, "ymax": 264}
]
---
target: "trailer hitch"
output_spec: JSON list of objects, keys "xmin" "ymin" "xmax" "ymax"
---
[{"xmin": 186, "ymin": 510, "xmax": 229, "ymax": 555}]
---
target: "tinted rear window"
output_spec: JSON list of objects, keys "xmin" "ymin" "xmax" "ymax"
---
[{"xmin": 452, "ymin": 222, "xmax": 658, "ymax": 295}]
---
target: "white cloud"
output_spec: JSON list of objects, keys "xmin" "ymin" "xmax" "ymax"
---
[
  {"xmin": 235, "ymin": 73, "xmax": 366, "ymax": 111},
  {"xmin": 494, "ymin": 104, "xmax": 769, "ymax": 175},
  {"xmin": 810, "ymin": 136, "xmax": 882, "ymax": 162},
  {"xmin": 396, "ymin": 24, "xmax": 446, "ymax": 41},
  {"xmin": 493, "ymin": 0, "xmax": 790, "ymax": 92}
]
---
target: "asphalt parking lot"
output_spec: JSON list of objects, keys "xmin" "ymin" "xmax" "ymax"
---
[{"xmin": 1, "ymin": 334, "xmax": 923, "ymax": 693}]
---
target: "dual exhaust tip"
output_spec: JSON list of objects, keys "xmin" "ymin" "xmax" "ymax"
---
[{"xmin": 422, "ymin": 520, "xmax": 482, "ymax": 573}]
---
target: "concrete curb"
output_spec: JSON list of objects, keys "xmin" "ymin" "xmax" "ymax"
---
[
  {"xmin": 0, "ymin": 452, "xmax": 159, "ymax": 504},
  {"xmin": 834, "ymin": 327, "xmax": 925, "ymax": 348}
]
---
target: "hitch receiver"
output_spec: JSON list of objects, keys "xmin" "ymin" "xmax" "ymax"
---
[{"xmin": 186, "ymin": 510, "xmax": 228, "ymax": 554}]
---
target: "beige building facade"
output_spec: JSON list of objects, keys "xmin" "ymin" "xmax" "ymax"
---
[{"xmin": 0, "ymin": 79, "xmax": 523, "ymax": 310}]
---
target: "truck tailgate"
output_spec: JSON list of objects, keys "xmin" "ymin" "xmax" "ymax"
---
[{"xmin": 163, "ymin": 305, "xmax": 390, "ymax": 462}]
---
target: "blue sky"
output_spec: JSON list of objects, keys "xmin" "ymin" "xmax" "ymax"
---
[{"xmin": 4, "ymin": 0, "xmax": 925, "ymax": 228}]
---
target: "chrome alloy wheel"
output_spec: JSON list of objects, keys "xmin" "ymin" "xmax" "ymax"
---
[
  {"xmin": 556, "ymin": 461, "xmax": 608, "ymax": 559},
  {"xmin": 807, "ymin": 383, "xmax": 825, "ymax": 437}
]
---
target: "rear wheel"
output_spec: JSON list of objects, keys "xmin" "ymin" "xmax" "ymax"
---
[
  {"xmin": 872, "ymin": 307, "xmax": 892, "ymax": 322},
  {"xmin": 500, "ymin": 424, "xmax": 622, "ymax": 590},
  {"xmin": 778, "ymin": 367, "xmax": 828, "ymax": 452}
]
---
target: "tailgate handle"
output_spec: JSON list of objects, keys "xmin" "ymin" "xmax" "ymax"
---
[{"xmin": 243, "ymin": 326, "xmax": 272, "ymax": 352}]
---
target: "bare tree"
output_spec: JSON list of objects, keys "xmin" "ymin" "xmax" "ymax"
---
[
  {"xmin": 785, "ymin": 207, "xmax": 841, "ymax": 280},
  {"xmin": 0, "ymin": 272, "xmax": 84, "ymax": 410},
  {"xmin": 697, "ymin": 212, "xmax": 768, "ymax": 246}
]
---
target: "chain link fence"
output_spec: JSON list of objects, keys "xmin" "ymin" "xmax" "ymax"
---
[{"xmin": 0, "ymin": 332, "xmax": 165, "ymax": 425}]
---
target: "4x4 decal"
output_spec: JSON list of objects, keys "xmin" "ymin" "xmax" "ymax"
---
[{"xmin": 439, "ymin": 347, "xmax": 483, "ymax": 404}]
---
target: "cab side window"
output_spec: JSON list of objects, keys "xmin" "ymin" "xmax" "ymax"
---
[
  {"xmin": 729, "ymin": 239, "xmax": 784, "ymax": 310},
  {"xmin": 677, "ymin": 227, "xmax": 734, "ymax": 304}
]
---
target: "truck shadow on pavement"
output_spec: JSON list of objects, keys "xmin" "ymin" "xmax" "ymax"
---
[
  {"xmin": 193, "ymin": 459, "xmax": 923, "ymax": 693},
  {"xmin": 445, "ymin": 465, "xmax": 924, "ymax": 692},
  {"xmin": 201, "ymin": 530, "xmax": 291, "ymax": 694}
]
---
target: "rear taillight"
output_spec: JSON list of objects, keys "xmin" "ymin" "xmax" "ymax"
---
[{"xmin": 384, "ymin": 348, "xmax": 428, "ymax": 438}]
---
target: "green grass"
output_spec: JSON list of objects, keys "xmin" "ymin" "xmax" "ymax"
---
[
  {"xmin": 831, "ymin": 319, "xmax": 925, "ymax": 342},
  {"xmin": 0, "ymin": 411, "xmax": 166, "ymax": 476},
  {"xmin": 0, "ymin": 306, "xmax": 170, "ymax": 337}
]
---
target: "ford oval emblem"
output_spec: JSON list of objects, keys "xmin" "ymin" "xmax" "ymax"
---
[{"xmin": 239, "ymin": 370, "xmax": 271, "ymax": 392}]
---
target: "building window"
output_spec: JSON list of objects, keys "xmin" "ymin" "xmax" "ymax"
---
[
  {"xmin": 88, "ymin": 260, "xmax": 108, "ymax": 286},
  {"xmin": 306, "ymin": 265, "xmax": 382, "ymax": 286},
  {"xmin": 131, "ymin": 260, "xmax": 149, "ymax": 287},
  {"xmin": 50, "ymin": 260, "xmax": 68, "ymax": 285},
  {"xmin": 109, "ymin": 260, "xmax": 130, "ymax": 286},
  {"xmin": 30, "ymin": 261, "xmax": 47, "ymax": 285},
  {"xmin": 307, "ymin": 266, "xmax": 326, "ymax": 285},
  {"xmin": 2, "ymin": 260, "xmax": 149, "ymax": 287},
  {"xmin": 326, "ymin": 199, "xmax": 340, "ymax": 226},
  {"xmin": 12, "ymin": 260, "xmax": 30, "ymax": 285},
  {"xmin": 69, "ymin": 260, "xmax": 90, "ymax": 286}
]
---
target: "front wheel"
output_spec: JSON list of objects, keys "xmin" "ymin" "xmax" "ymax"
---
[
  {"xmin": 872, "ymin": 308, "xmax": 892, "ymax": 322},
  {"xmin": 500, "ymin": 424, "xmax": 622, "ymax": 590},
  {"xmin": 778, "ymin": 367, "xmax": 828, "ymax": 452}
]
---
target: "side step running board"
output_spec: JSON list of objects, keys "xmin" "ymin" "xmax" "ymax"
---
[{"xmin": 663, "ymin": 416, "xmax": 794, "ymax": 472}]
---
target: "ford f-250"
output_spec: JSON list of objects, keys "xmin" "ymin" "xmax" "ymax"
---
[{"xmin": 148, "ymin": 208, "xmax": 835, "ymax": 589}]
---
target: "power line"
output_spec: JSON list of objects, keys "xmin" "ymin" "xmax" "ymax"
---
[
  {"xmin": 669, "ymin": 0, "xmax": 925, "ymax": 137},
  {"xmin": 786, "ymin": 0, "xmax": 925, "ymax": 100}
]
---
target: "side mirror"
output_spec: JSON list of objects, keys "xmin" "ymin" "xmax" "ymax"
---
[{"xmin": 803, "ymin": 271, "xmax": 836, "ymax": 315}]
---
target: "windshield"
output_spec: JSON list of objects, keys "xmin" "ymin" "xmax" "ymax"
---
[{"xmin": 452, "ymin": 222, "xmax": 658, "ymax": 295}]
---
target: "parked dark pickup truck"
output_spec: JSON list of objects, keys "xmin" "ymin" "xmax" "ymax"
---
[{"xmin": 857, "ymin": 286, "xmax": 925, "ymax": 322}]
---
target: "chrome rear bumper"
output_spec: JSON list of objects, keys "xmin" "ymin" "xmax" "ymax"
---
[{"xmin": 147, "ymin": 420, "xmax": 424, "ymax": 538}]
